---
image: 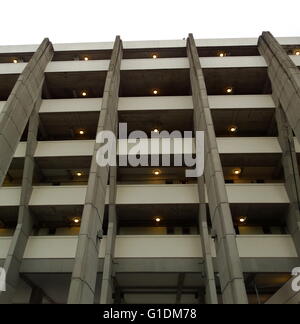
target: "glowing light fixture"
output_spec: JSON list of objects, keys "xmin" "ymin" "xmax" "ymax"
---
[
  {"xmin": 153, "ymin": 89, "xmax": 158, "ymax": 95},
  {"xmin": 152, "ymin": 54, "xmax": 158, "ymax": 59},
  {"xmin": 155, "ymin": 217, "xmax": 161, "ymax": 223},
  {"xmin": 233, "ymin": 168, "xmax": 242, "ymax": 175},
  {"xmin": 73, "ymin": 218, "xmax": 80, "ymax": 224},
  {"xmin": 79, "ymin": 130, "xmax": 85, "ymax": 135},
  {"xmin": 153, "ymin": 169, "xmax": 160, "ymax": 176},
  {"xmin": 84, "ymin": 57, "xmax": 89, "ymax": 61},
  {"xmin": 76, "ymin": 172, "xmax": 83, "ymax": 177},
  {"xmin": 229, "ymin": 125, "xmax": 238, "ymax": 133},
  {"xmin": 239, "ymin": 217, "xmax": 247, "ymax": 223},
  {"xmin": 226, "ymin": 87, "xmax": 233, "ymax": 94},
  {"xmin": 81, "ymin": 91, "xmax": 87, "ymax": 97},
  {"xmin": 13, "ymin": 59, "xmax": 18, "ymax": 64}
]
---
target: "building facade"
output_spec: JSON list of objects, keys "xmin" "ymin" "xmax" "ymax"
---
[{"xmin": 0, "ymin": 32, "xmax": 300, "ymax": 304}]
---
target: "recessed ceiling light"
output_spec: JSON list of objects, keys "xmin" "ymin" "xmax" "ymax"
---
[
  {"xmin": 239, "ymin": 217, "xmax": 247, "ymax": 223},
  {"xmin": 81, "ymin": 91, "xmax": 87, "ymax": 97},
  {"xmin": 73, "ymin": 217, "xmax": 81, "ymax": 224},
  {"xmin": 153, "ymin": 169, "xmax": 160, "ymax": 176},
  {"xmin": 84, "ymin": 57, "xmax": 89, "ymax": 61},
  {"xmin": 155, "ymin": 217, "xmax": 161, "ymax": 223},
  {"xmin": 233, "ymin": 168, "xmax": 242, "ymax": 175},
  {"xmin": 152, "ymin": 54, "xmax": 158, "ymax": 59},
  {"xmin": 295, "ymin": 50, "xmax": 300, "ymax": 56},
  {"xmin": 153, "ymin": 89, "xmax": 158, "ymax": 95},
  {"xmin": 76, "ymin": 172, "xmax": 83, "ymax": 177},
  {"xmin": 226, "ymin": 87, "xmax": 233, "ymax": 94},
  {"xmin": 229, "ymin": 125, "xmax": 238, "ymax": 133},
  {"xmin": 13, "ymin": 59, "xmax": 18, "ymax": 64}
]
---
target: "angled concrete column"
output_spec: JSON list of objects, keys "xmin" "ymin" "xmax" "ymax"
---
[
  {"xmin": 0, "ymin": 38, "xmax": 53, "ymax": 186},
  {"xmin": 187, "ymin": 34, "xmax": 248, "ymax": 304},
  {"xmin": 197, "ymin": 176, "xmax": 218, "ymax": 304},
  {"xmin": 275, "ymin": 106, "xmax": 300, "ymax": 257},
  {"xmin": 100, "ymin": 166, "xmax": 118, "ymax": 304},
  {"xmin": 68, "ymin": 36, "xmax": 122, "ymax": 304},
  {"xmin": 258, "ymin": 32, "xmax": 300, "ymax": 143},
  {"xmin": 0, "ymin": 100, "xmax": 40, "ymax": 304}
]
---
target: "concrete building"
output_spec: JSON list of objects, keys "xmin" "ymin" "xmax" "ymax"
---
[{"xmin": 0, "ymin": 32, "xmax": 300, "ymax": 304}]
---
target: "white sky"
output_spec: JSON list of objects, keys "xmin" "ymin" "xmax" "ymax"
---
[{"xmin": 1, "ymin": 0, "xmax": 299, "ymax": 45}]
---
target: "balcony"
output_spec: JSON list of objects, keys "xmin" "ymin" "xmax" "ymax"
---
[
  {"xmin": 0, "ymin": 56, "xmax": 299, "ymax": 75},
  {"xmin": 9, "ymin": 137, "xmax": 296, "ymax": 159},
  {"xmin": 0, "ymin": 234, "xmax": 297, "ymax": 261},
  {"xmin": 0, "ymin": 183, "xmax": 290, "ymax": 207}
]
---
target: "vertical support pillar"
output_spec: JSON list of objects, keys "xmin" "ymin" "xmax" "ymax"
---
[
  {"xmin": 67, "ymin": 36, "xmax": 122, "ymax": 304},
  {"xmin": 197, "ymin": 176, "xmax": 218, "ymax": 304},
  {"xmin": 275, "ymin": 106, "xmax": 300, "ymax": 256},
  {"xmin": 0, "ymin": 98, "xmax": 41, "ymax": 304},
  {"xmin": 259, "ymin": 31, "xmax": 300, "ymax": 257},
  {"xmin": 187, "ymin": 33, "xmax": 248, "ymax": 304},
  {"xmin": 100, "ymin": 166, "xmax": 118, "ymax": 304},
  {"xmin": 0, "ymin": 38, "xmax": 53, "ymax": 186},
  {"xmin": 258, "ymin": 32, "xmax": 300, "ymax": 143},
  {"xmin": 175, "ymin": 273, "xmax": 185, "ymax": 304}
]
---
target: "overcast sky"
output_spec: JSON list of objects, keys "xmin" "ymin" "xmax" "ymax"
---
[{"xmin": 1, "ymin": 0, "xmax": 299, "ymax": 45}]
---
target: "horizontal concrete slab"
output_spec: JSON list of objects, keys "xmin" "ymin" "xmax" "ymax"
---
[
  {"xmin": 290, "ymin": 54, "xmax": 300, "ymax": 66},
  {"xmin": 0, "ymin": 37, "xmax": 299, "ymax": 53},
  {"xmin": 0, "ymin": 56, "xmax": 299, "ymax": 75},
  {"xmin": 0, "ymin": 234, "xmax": 297, "ymax": 261},
  {"xmin": 115, "ymin": 183, "xmax": 290, "ymax": 204},
  {"xmin": 0, "ymin": 95, "xmax": 274, "ymax": 114},
  {"xmin": 45, "ymin": 60, "xmax": 109, "ymax": 72},
  {"xmin": 0, "ymin": 62, "xmax": 26, "ymax": 74},
  {"xmin": 200, "ymin": 56, "xmax": 267, "ymax": 68},
  {"xmin": 0, "ymin": 183, "xmax": 290, "ymax": 207},
  {"xmin": 12, "ymin": 137, "xmax": 298, "ymax": 159},
  {"xmin": 121, "ymin": 58, "xmax": 189, "ymax": 70}
]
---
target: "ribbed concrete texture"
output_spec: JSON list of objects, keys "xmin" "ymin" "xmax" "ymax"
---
[
  {"xmin": 100, "ymin": 166, "xmax": 118, "ymax": 304},
  {"xmin": 275, "ymin": 106, "xmax": 300, "ymax": 257},
  {"xmin": 0, "ymin": 99, "xmax": 40, "ymax": 304},
  {"xmin": 67, "ymin": 36, "xmax": 123, "ymax": 304},
  {"xmin": 197, "ymin": 176, "xmax": 218, "ymax": 304},
  {"xmin": 187, "ymin": 33, "xmax": 248, "ymax": 304},
  {"xmin": 0, "ymin": 38, "xmax": 53, "ymax": 186},
  {"xmin": 258, "ymin": 32, "xmax": 300, "ymax": 143}
]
